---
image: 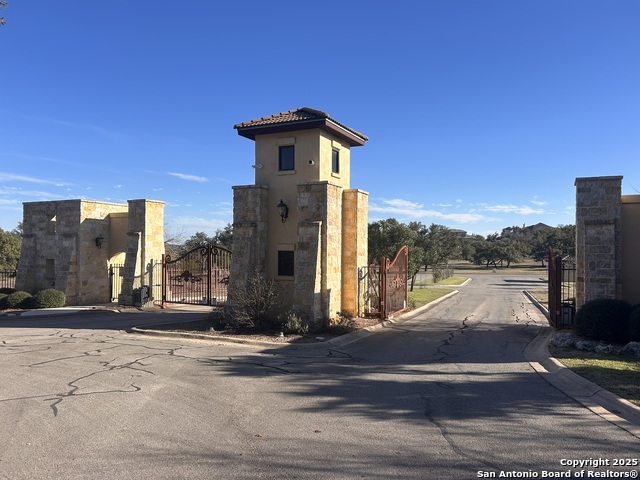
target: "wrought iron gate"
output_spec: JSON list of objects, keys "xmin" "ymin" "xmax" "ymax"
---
[
  {"xmin": 109, "ymin": 264, "xmax": 124, "ymax": 302},
  {"xmin": 381, "ymin": 245, "xmax": 409, "ymax": 319},
  {"xmin": 162, "ymin": 245, "xmax": 231, "ymax": 307},
  {"xmin": 548, "ymin": 249, "xmax": 576, "ymax": 328},
  {"xmin": 0, "ymin": 270, "xmax": 17, "ymax": 290},
  {"xmin": 359, "ymin": 246, "xmax": 409, "ymax": 319},
  {"xmin": 359, "ymin": 264, "xmax": 381, "ymax": 317}
]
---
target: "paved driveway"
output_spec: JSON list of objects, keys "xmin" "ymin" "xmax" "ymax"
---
[{"xmin": 1, "ymin": 275, "xmax": 639, "ymax": 479}]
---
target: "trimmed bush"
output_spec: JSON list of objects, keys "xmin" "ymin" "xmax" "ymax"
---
[
  {"xmin": 33, "ymin": 289, "xmax": 66, "ymax": 308},
  {"xmin": 574, "ymin": 298, "xmax": 632, "ymax": 343},
  {"xmin": 5, "ymin": 291, "xmax": 33, "ymax": 309},
  {"xmin": 0, "ymin": 293, "xmax": 8, "ymax": 310},
  {"xmin": 0, "ymin": 287, "xmax": 16, "ymax": 295},
  {"xmin": 630, "ymin": 304, "xmax": 640, "ymax": 341}
]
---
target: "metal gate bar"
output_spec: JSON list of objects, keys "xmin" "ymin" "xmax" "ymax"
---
[{"xmin": 162, "ymin": 245, "xmax": 231, "ymax": 307}]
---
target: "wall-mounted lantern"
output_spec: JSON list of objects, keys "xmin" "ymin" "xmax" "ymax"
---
[
  {"xmin": 95, "ymin": 235, "xmax": 104, "ymax": 249},
  {"xmin": 277, "ymin": 199, "xmax": 288, "ymax": 223}
]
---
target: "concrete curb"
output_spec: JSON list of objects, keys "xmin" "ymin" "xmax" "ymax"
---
[
  {"xmin": 525, "ymin": 327, "xmax": 640, "ymax": 434},
  {"xmin": 326, "ymin": 290, "xmax": 460, "ymax": 348},
  {"xmin": 1, "ymin": 306, "xmax": 116, "ymax": 318},
  {"xmin": 128, "ymin": 326, "xmax": 288, "ymax": 348},
  {"xmin": 523, "ymin": 289, "xmax": 549, "ymax": 319},
  {"xmin": 522, "ymin": 290, "xmax": 640, "ymax": 431},
  {"xmin": 130, "ymin": 290, "xmax": 461, "ymax": 349}
]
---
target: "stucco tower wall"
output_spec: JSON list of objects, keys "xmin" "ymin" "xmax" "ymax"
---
[
  {"xmin": 341, "ymin": 189, "xmax": 369, "ymax": 317},
  {"xmin": 78, "ymin": 201, "xmax": 130, "ymax": 304},
  {"xmin": 229, "ymin": 185, "xmax": 270, "ymax": 304},
  {"xmin": 575, "ymin": 176, "xmax": 623, "ymax": 309}
]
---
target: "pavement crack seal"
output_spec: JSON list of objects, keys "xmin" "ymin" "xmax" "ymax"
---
[
  {"xmin": 431, "ymin": 316, "xmax": 477, "ymax": 361},
  {"xmin": 422, "ymin": 396, "xmax": 501, "ymax": 471}
]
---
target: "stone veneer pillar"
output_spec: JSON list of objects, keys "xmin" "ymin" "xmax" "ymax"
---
[
  {"xmin": 575, "ymin": 176, "xmax": 623, "ymax": 309},
  {"xmin": 228, "ymin": 186, "xmax": 269, "ymax": 305},
  {"xmin": 119, "ymin": 199, "xmax": 165, "ymax": 306},
  {"xmin": 295, "ymin": 182, "xmax": 342, "ymax": 326},
  {"xmin": 341, "ymin": 189, "xmax": 369, "ymax": 317}
]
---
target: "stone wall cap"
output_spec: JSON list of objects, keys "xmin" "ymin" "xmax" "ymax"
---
[
  {"xmin": 127, "ymin": 199, "xmax": 165, "ymax": 205},
  {"xmin": 575, "ymin": 175, "xmax": 623, "ymax": 185},
  {"xmin": 233, "ymin": 184, "xmax": 269, "ymax": 190},
  {"xmin": 344, "ymin": 188, "xmax": 370, "ymax": 195}
]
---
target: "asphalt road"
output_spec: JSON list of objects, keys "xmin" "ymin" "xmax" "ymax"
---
[{"xmin": 1, "ymin": 275, "xmax": 639, "ymax": 479}]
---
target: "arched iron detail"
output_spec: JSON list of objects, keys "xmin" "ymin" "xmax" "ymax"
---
[{"xmin": 162, "ymin": 244, "xmax": 232, "ymax": 307}]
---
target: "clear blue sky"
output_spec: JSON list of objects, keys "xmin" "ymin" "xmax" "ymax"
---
[{"xmin": 1, "ymin": 1, "xmax": 638, "ymax": 239}]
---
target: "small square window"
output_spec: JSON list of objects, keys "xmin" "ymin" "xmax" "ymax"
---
[
  {"xmin": 279, "ymin": 145, "xmax": 295, "ymax": 171},
  {"xmin": 332, "ymin": 149, "xmax": 340, "ymax": 174},
  {"xmin": 277, "ymin": 250, "xmax": 294, "ymax": 277}
]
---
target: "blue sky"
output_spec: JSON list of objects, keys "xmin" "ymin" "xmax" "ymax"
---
[{"xmin": 1, "ymin": 1, "xmax": 638, "ymax": 239}]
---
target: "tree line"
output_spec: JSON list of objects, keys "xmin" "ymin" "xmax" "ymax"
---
[
  {"xmin": 368, "ymin": 219, "xmax": 575, "ymax": 290},
  {"xmin": 0, "ymin": 225, "xmax": 21, "ymax": 271},
  {"xmin": 0, "ymin": 220, "xmax": 574, "ymax": 283}
]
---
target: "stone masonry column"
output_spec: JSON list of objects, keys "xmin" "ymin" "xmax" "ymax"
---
[
  {"xmin": 296, "ymin": 181, "xmax": 342, "ymax": 325},
  {"xmin": 575, "ymin": 176, "xmax": 623, "ymax": 309},
  {"xmin": 119, "ymin": 199, "xmax": 165, "ymax": 306},
  {"xmin": 229, "ymin": 185, "xmax": 269, "ymax": 305},
  {"xmin": 294, "ymin": 220, "xmax": 323, "ymax": 326}
]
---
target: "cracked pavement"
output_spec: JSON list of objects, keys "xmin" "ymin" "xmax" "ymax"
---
[{"xmin": 1, "ymin": 275, "xmax": 639, "ymax": 479}]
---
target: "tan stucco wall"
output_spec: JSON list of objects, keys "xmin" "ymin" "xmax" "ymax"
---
[
  {"xmin": 253, "ymin": 129, "xmax": 353, "ymax": 293},
  {"xmin": 342, "ymin": 189, "xmax": 369, "ymax": 316},
  {"xmin": 230, "ymin": 120, "xmax": 366, "ymax": 325},
  {"xmin": 109, "ymin": 212, "xmax": 128, "ymax": 260},
  {"xmin": 622, "ymin": 195, "xmax": 640, "ymax": 305}
]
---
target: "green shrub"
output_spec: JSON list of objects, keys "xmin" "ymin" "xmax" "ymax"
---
[
  {"xmin": 5, "ymin": 291, "xmax": 33, "ymax": 309},
  {"xmin": 574, "ymin": 298, "xmax": 632, "ymax": 343},
  {"xmin": 0, "ymin": 293, "xmax": 8, "ymax": 310},
  {"xmin": 33, "ymin": 289, "xmax": 66, "ymax": 308},
  {"xmin": 629, "ymin": 304, "xmax": 640, "ymax": 341},
  {"xmin": 279, "ymin": 311, "xmax": 309, "ymax": 335},
  {"xmin": 0, "ymin": 287, "xmax": 16, "ymax": 295}
]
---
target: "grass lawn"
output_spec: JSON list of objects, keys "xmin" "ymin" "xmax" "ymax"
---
[
  {"xmin": 415, "ymin": 276, "xmax": 468, "ymax": 286},
  {"xmin": 528, "ymin": 290, "xmax": 548, "ymax": 307},
  {"xmin": 549, "ymin": 346, "xmax": 640, "ymax": 407},
  {"xmin": 449, "ymin": 260, "xmax": 547, "ymax": 276},
  {"xmin": 408, "ymin": 288, "xmax": 455, "ymax": 308}
]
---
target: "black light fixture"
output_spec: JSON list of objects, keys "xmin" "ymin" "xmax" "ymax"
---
[
  {"xmin": 95, "ymin": 235, "xmax": 104, "ymax": 248},
  {"xmin": 277, "ymin": 199, "xmax": 288, "ymax": 223}
]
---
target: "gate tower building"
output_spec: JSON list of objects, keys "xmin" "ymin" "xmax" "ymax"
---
[{"xmin": 231, "ymin": 107, "xmax": 368, "ymax": 327}]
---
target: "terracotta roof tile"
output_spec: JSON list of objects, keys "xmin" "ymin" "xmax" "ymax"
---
[{"xmin": 234, "ymin": 107, "xmax": 368, "ymax": 145}]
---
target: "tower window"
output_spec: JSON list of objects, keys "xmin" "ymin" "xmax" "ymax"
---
[
  {"xmin": 277, "ymin": 250, "xmax": 294, "ymax": 277},
  {"xmin": 332, "ymin": 149, "xmax": 340, "ymax": 174},
  {"xmin": 279, "ymin": 145, "xmax": 295, "ymax": 171}
]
